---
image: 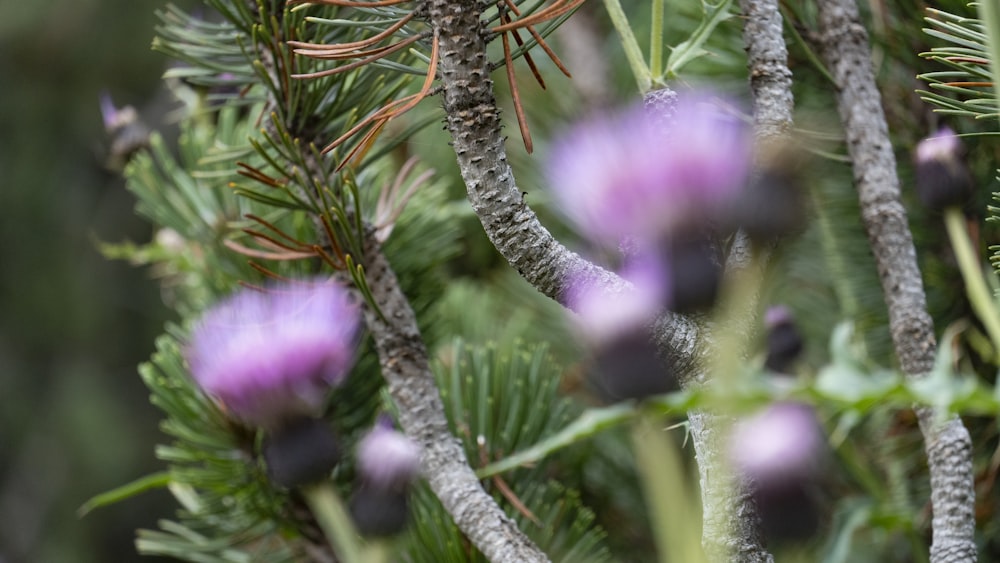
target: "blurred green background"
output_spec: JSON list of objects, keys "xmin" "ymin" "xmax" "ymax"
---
[{"xmin": 0, "ymin": 1, "xmax": 197, "ymax": 561}]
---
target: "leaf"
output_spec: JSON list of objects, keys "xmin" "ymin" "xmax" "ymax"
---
[{"xmin": 78, "ymin": 471, "xmax": 172, "ymax": 517}]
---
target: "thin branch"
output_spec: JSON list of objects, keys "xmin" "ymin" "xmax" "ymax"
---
[
  {"xmin": 358, "ymin": 232, "xmax": 551, "ymax": 563},
  {"xmin": 816, "ymin": 2, "xmax": 976, "ymax": 561}
]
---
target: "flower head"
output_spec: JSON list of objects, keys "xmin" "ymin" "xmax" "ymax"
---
[
  {"xmin": 730, "ymin": 402, "xmax": 822, "ymax": 486},
  {"xmin": 356, "ymin": 416, "xmax": 421, "ymax": 490},
  {"xmin": 730, "ymin": 402, "xmax": 826, "ymax": 543},
  {"xmin": 547, "ymin": 91, "xmax": 751, "ymax": 247},
  {"xmin": 567, "ymin": 261, "xmax": 677, "ymax": 401},
  {"xmin": 186, "ymin": 280, "xmax": 360, "ymax": 428},
  {"xmin": 914, "ymin": 127, "xmax": 973, "ymax": 211}
]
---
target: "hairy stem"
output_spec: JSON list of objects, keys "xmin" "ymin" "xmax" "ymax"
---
[{"xmin": 816, "ymin": 2, "xmax": 976, "ymax": 561}]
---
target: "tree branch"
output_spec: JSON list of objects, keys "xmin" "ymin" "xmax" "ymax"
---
[
  {"xmin": 816, "ymin": 2, "xmax": 976, "ymax": 561},
  {"xmin": 358, "ymin": 232, "xmax": 550, "ymax": 563},
  {"xmin": 244, "ymin": 6, "xmax": 548, "ymax": 559},
  {"xmin": 686, "ymin": 2, "xmax": 794, "ymax": 561},
  {"xmin": 424, "ymin": 0, "xmax": 703, "ymax": 358}
]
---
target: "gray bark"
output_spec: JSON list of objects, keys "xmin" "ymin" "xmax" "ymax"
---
[
  {"xmin": 816, "ymin": 2, "xmax": 976, "ymax": 561},
  {"xmin": 359, "ymin": 233, "xmax": 550, "ymax": 562}
]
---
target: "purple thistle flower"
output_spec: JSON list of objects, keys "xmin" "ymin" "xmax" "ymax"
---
[
  {"xmin": 547, "ymin": 91, "xmax": 751, "ymax": 247},
  {"xmin": 356, "ymin": 416, "xmax": 421, "ymax": 490},
  {"xmin": 186, "ymin": 280, "xmax": 360, "ymax": 428}
]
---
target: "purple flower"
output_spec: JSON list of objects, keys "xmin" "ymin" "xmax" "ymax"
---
[
  {"xmin": 547, "ymin": 91, "xmax": 751, "ymax": 247},
  {"xmin": 356, "ymin": 417, "xmax": 421, "ymax": 489},
  {"xmin": 568, "ymin": 258, "xmax": 667, "ymax": 345},
  {"xmin": 186, "ymin": 280, "xmax": 360, "ymax": 427},
  {"xmin": 914, "ymin": 127, "xmax": 973, "ymax": 211},
  {"xmin": 730, "ymin": 402, "xmax": 823, "ymax": 486},
  {"xmin": 567, "ymin": 261, "xmax": 678, "ymax": 401},
  {"xmin": 730, "ymin": 402, "xmax": 826, "ymax": 543}
]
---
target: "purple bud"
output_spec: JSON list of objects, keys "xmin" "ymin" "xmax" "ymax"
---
[
  {"xmin": 186, "ymin": 280, "xmax": 360, "ymax": 428},
  {"xmin": 356, "ymin": 417, "xmax": 421, "ymax": 490},
  {"xmin": 567, "ymin": 261, "xmax": 677, "ymax": 401},
  {"xmin": 914, "ymin": 127, "xmax": 974, "ymax": 211},
  {"xmin": 730, "ymin": 402, "xmax": 826, "ymax": 543},
  {"xmin": 350, "ymin": 418, "xmax": 420, "ymax": 537},
  {"xmin": 731, "ymin": 402, "xmax": 822, "ymax": 484}
]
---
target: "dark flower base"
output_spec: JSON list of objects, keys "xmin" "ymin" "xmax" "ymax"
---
[{"xmin": 263, "ymin": 417, "xmax": 341, "ymax": 488}]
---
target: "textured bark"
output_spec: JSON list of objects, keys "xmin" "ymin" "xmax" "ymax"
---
[
  {"xmin": 689, "ymin": 412, "xmax": 772, "ymax": 563},
  {"xmin": 360, "ymin": 233, "xmax": 550, "ymax": 563},
  {"xmin": 425, "ymin": 0, "xmax": 708, "ymax": 382},
  {"xmin": 816, "ymin": 2, "xmax": 976, "ymax": 561},
  {"xmin": 740, "ymin": 0, "xmax": 794, "ymax": 144}
]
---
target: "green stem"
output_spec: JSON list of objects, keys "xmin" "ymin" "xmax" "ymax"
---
[
  {"xmin": 602, "ymin": 0, "xmax": 651, "ymax": 92},
  {"xmin": 943, "ymin": 206, "xmax": 1000, "ymax": 363},
  {"xmin": 650, "ymin": 0, "xmax": 664, "ymax": 81},
  {"xmin": 303, "ymin": 482, "xmax": 365, "ymax": 563},
  {"xmin": 630, "ymin": 413, "xmax": 705, "ymax": 563}
]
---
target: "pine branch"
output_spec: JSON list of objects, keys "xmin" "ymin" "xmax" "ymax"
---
[
  {"xmin": 217, "ymin": 4, "xmax": 551, "ymax": 559},
  {"xmin": 358, "ymin": 232, "xmax": 551, "ymax": 563},
  {"xmin": 816, "ymin": 2, "xmax": 977, "ymax": 561}
]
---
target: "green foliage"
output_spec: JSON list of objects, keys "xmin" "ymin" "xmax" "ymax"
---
[
  {"xmin": 918, "ymin": 7, "xmax": 997, "ymax": 119},
  {"xmin": 135, "ymin": 330, "xmax": 299, "ymax": 561},
  {"xmin": 395, "ymin": 340, "xmax": 610, "ymax": 562}
]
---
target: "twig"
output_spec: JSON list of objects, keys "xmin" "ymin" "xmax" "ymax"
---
[
  {"xmin": 358, "ymin": 232, "xmax": 551, "ymax": 563},
  {"xmin": 816, "ymin": 2, "xmax": 976, "ymax": 561}
]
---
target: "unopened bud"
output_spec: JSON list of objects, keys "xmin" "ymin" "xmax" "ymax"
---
[
  {"xmin": 914, "ymin": 127, "xmax": 973, "ymax": 211},
  {"xmin": 764, "ymin": 305, "xmax": 803, "ymax": 374}
]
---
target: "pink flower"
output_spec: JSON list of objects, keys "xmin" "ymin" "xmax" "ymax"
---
[
  {"xmin": 547, "ymin": 91, "xmax": 751, "ymax": 247},
  {"xmin": 730, "ymin": 402, "xmax": 823, "ymax": 485},
  {"xmin": 186, "ymin": 280, "xmax": 360, "ymax": 427},
  {"xmin": 356, "ymin": 416, "xmax": 421, "ymax": 489}
]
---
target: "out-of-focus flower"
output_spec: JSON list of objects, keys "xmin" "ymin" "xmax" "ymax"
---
[
  {"xmin": 763, "ymin": 305, "xmax": 803, "ymax": 374},
  {"xmin": 546, "ymin": 91, "xmax": 751, "ymax": 248},
  {"xmin": 568, "ymin": 261, "xmax": 678, "ymax": 401},
  {"xmin": 730, "ymin": 402, "xmax": 826, "ymax": 543},
  {"xmin": 350, "ymin": 417, "xmax": 421, "ymax": 536},
  {"xmin": 186, "ymin": 280, "xmax": 360, "ymax": 428},
  {"xmin": 356, "ymin": 416, "xmax": 421, "ymax": 490},
  {"xmin": 100, "ymin": 91, "xmax": 149, "ymax": 170},
  {"xmin": 914, "ymin": 127, "xmax": 974, "ymax": 211}
]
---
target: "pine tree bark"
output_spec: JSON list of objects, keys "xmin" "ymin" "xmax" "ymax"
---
[{"xmin": 816, "ymin": 2, "xmax": 977, "ymax": 561}]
